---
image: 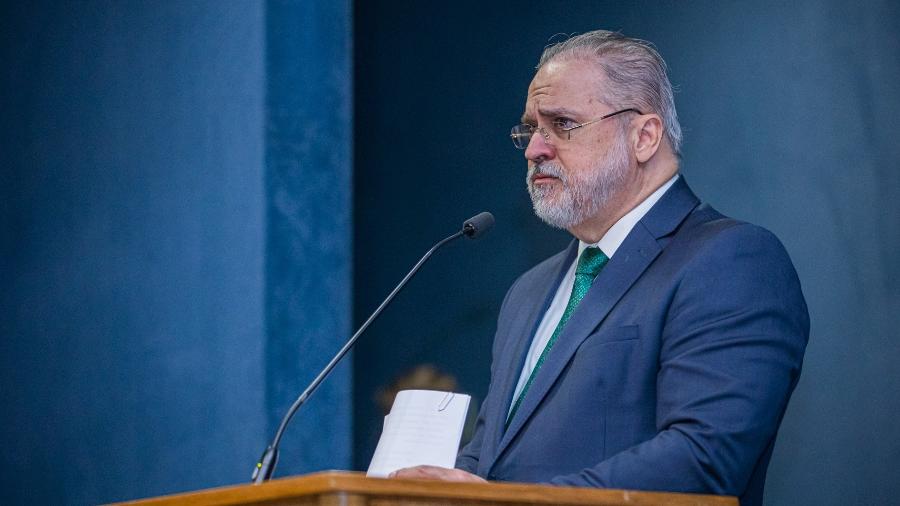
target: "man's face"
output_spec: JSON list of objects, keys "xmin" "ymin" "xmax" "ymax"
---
[{"xmin": 522, "ymin": 58, "xmax": 634, "ymax": 230}]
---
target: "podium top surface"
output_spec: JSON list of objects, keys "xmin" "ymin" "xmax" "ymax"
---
[{"xmin": 113, "ymin": 471, "xmax": 737, "ymax": 506}]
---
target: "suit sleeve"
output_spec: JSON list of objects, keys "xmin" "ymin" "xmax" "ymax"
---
[
  {"xmin": 455, "ymin": 406, "xmax": 485, "ymax": 473},
  {"xmin": 548, "ymin": 224, "xmax": 809, "ymax": 496},
  {"xmin": 456, "ymin": 274, "xmax": 525, "ymax": 474}
]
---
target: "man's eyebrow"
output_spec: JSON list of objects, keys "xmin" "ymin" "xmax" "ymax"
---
[
  {"xmin": 537, "ymin": 106, "xmax": 582, "ymax": 119},
  {"xmin": 521, "ymin": 106, "xmax": 583, "ymax": 124}
]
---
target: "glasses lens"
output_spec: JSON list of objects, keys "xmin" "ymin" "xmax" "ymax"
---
[{"xmin": 510, "ymin": 124, "xmax": 532, "ymax": 149}]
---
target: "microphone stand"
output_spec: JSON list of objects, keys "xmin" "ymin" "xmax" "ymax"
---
[{"xmin": 252, "ymin": 219, "xmax": 486, "ymax": 483}]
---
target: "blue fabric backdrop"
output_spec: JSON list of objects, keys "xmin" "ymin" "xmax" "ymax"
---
[{"xmin": 1, "ymin": 1, "xmax": 351, "ymax": 503}]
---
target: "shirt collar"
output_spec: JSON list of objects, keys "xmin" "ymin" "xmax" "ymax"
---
[{"xmin": 579, "ymin": 174, "xmax": 679, "ymax": 258}]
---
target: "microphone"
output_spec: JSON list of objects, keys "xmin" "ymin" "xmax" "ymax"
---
[
  {"xmin": 463, "ymin": 211, "xmax": 495, "ymax": 239},
  {"xmin": 251, "ymin": 212, "xmax": 495, "ymax": 484}
]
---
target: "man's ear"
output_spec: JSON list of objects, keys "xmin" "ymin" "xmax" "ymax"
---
[{"xmin": 632, "ymin": 114, "xmax": 663, "ymax": 163}]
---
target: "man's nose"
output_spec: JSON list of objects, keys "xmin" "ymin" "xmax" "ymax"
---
[{"xmin": 524, "ymin": 130, "xmax": 555, "ymax": 163}]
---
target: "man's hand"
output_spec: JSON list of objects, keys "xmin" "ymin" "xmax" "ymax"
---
[{"xmin": 389, "ymin": 465, "xmax": 487, "ymax": 483}]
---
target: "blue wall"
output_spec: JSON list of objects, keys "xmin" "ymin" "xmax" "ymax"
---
[
  {"xmin": 352, "ymin": 1, "xmax": 900, "ymax": 505},
  {"xmin": 1, "ymin": 1, "xmax": 352, "ymax": 503}
]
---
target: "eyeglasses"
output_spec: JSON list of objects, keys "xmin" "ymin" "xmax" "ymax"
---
[{"xmin": 509, "ymin": 108, "xmax": 642, "ymax": 149}]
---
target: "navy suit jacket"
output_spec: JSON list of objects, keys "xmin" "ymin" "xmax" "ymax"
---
[{"xmin": 456, "ymin": 177, "xmax": 809, "ymax": 506}]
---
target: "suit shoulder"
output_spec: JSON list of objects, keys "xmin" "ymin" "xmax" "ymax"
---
[
  {"xmin": 680, "ymin": 204, "xmax": 788, "ymax": 255},
  {"xmin": 671, "ymin": 206, "xmax": 805, "ymax": 318}
]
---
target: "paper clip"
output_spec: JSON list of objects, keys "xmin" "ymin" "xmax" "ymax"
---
[{"xmin": 437, "ymin": 392, "xmax": 455, "ymax": 411}]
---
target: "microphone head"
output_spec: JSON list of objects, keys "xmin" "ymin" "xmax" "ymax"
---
[{"xmin": 462, "ymin": 212, "xmax": 495, "ymax": 239}]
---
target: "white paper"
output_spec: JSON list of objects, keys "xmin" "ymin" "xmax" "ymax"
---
[{"xmin": 367, "ymin": 389, "xmax": 471, "ymax": 478}]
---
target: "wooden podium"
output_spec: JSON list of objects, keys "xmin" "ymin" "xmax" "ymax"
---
[{"xmin": 114, "ymin": 471, "xmax": 737, "ymax": 506}]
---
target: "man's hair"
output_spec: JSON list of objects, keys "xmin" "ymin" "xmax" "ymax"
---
[{"xmin": 537, "ymin": 30, "xmax": 683, "ymax": 157}]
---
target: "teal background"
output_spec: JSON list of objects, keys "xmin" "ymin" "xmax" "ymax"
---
[{"xmin": 2, "ymin": 1, "xmax": 899, "ymax": 505}]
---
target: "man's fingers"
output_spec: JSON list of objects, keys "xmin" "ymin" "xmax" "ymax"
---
[
  {"xmin": 388, "ymin": 465, "xmax": 486, "ymax": 482},
  {"xmin": 390, "ymin": 465, "xmax": 448, "ymax": 479}
]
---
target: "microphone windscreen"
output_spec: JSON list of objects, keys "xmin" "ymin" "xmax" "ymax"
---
[{"xmin": 463, "ymin": 212, "xmax": 495, "ymax": 239}]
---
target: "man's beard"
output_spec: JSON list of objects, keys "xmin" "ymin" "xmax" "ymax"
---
[{"xmin": 526, "ymin": 131, "xmax": 631, "ymax": 230}]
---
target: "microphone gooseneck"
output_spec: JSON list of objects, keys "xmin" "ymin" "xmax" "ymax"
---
[{"xmin": 251, "ymin": 212, "xmax": 494, "ymax": 484}]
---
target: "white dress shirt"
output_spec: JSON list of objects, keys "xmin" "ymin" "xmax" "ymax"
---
[{"xmin": 508, "ymin": 175, "xmax": 679, "ymax": 415}]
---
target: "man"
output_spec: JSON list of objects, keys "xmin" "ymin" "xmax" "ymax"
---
[{"xmin": 392, "ymin": 30, "xmax": 809, "ymax": 506}]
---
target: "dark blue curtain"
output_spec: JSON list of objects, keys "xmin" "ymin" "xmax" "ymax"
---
[{"xmin": 352, "ymin": 2, "xmax": 900, "ymax": 505}]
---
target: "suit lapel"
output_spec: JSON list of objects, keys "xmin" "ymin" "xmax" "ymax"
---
[
  {"xmin": 487, "ymin": 176, "xmax": 701, "ymax": 470},
  {"xmin": 479, "ymin": 242, "xmax": 578, "ymax": 471},
  {"xmin": 494, "ymin": 227, "xmax": 661, "ymax": 458}
]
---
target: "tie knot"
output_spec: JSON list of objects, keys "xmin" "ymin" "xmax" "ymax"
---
[{"xmin": 576, "ymin": 247, "xmax": 609, "ymax": 277}]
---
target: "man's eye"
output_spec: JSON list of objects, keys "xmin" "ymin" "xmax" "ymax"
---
[{"xmin": 553, "ymin": 118, "xmax": 578, "ymax": 130}]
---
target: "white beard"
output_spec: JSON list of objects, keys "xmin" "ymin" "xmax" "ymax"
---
[{"xmin": 526, "ymin": 131, "xmax": 631, "ymax": 229}]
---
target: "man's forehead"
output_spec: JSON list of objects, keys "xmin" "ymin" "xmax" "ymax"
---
[
  {"xmin": 529, "ymin": 58, "xmax": 604, "ymax": 90},
  {"xmin": 523, "ymin": 59, "xmax": 606, "ymax": 119}
]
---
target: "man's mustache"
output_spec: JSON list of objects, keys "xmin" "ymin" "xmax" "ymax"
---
[{"xmin": 530, "ymin": 163, "xmax": 565, "ymax": 180}]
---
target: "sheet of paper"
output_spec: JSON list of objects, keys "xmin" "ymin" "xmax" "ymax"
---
[{"xmin": 367, "ymin": 389, "xmax": 471, "ymax": 478}]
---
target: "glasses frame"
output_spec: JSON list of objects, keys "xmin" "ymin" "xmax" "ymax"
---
[{"xmin": 510, "ymin": 108, "xmax": 643, "ymax": 149}]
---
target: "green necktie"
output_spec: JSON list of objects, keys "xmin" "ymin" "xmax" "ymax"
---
[{"xmin": 505, "ymin": 247, "xmax": 609, "ymax": 429}]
